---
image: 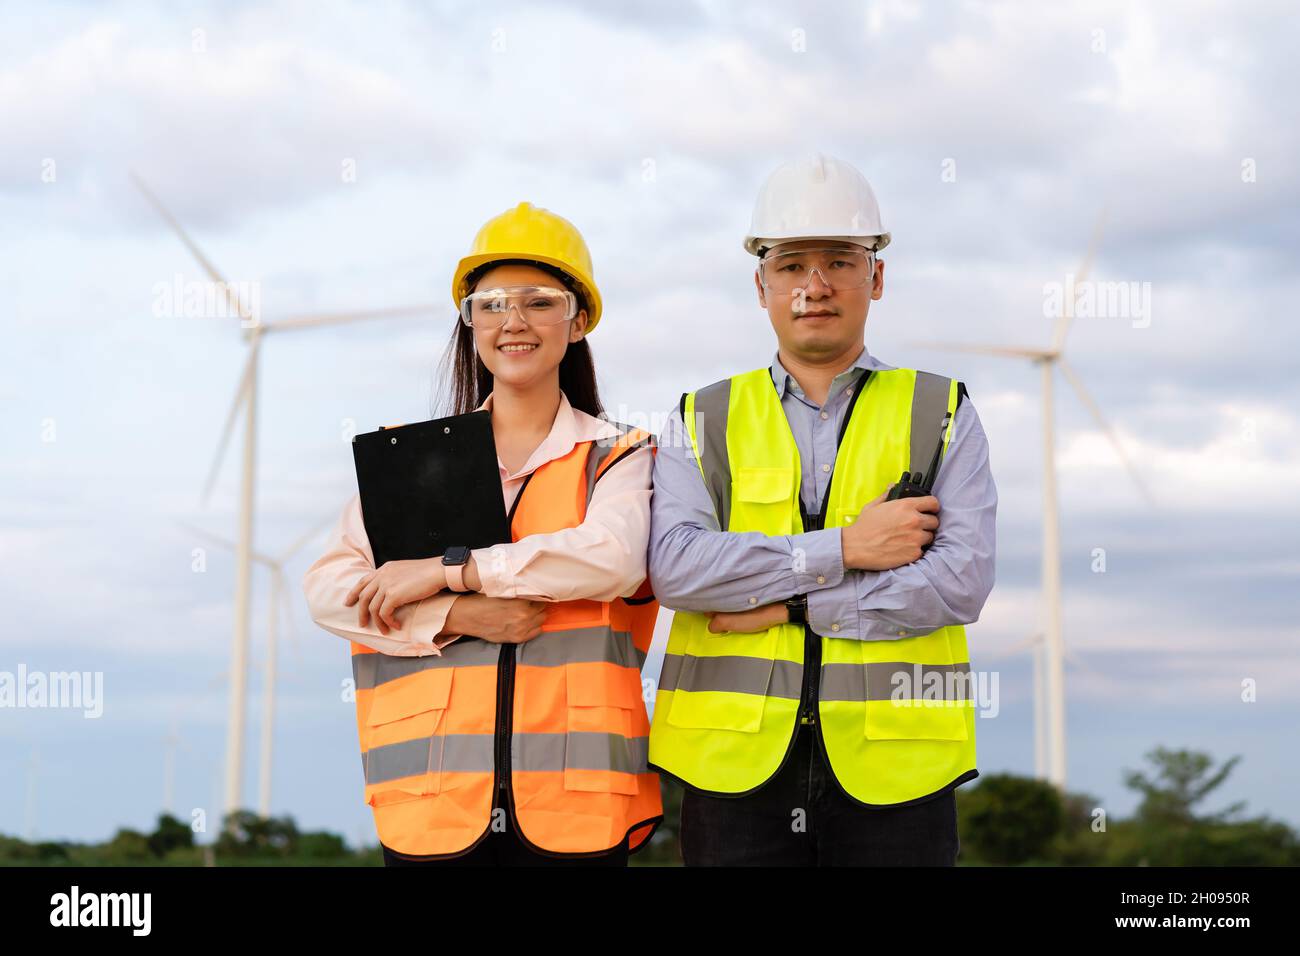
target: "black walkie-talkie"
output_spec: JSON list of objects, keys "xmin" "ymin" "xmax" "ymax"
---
[{"xmin": 885, "ymin": 409, "xmax": 951, "ymax": 501}]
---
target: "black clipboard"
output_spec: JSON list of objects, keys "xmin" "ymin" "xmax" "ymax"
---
[{"xmin": 351, "ymin": 410, "xmax": 510, "ymax": 568}]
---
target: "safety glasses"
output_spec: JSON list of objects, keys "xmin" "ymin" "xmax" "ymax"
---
[
  {"xmin": 459, "ymin": 285, "xmax": 578, "ymax": 329},
  {"xmin": 759, "ymin": 247, "xmax": 876, "ymax": 294}
]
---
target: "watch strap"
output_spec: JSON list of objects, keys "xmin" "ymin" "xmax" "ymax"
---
[
  {"xmin": 785, "ymin": 594, "xmax": 808, "ymax": 626},
  {"xmin": 443, "ymin": 557, "xmax": 468, "ymax": 592}
]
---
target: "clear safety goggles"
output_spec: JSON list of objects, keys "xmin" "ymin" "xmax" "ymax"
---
[
  {"xmin": 459, "ymin": 285, "xmax": 578, "ymax": 329},
  {"xmin": 758, "ymin": 247, "xmax": 877, "ymax": 294}
]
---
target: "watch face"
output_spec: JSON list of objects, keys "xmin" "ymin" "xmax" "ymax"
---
[{"xmin": 442, "ymin": 546, "xmax": 470, "ymax": 565}]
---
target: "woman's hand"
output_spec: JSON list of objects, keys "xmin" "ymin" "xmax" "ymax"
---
[
  {"xmin": 444, "ymin": 594, "xmax": 547, "ymax": 644},
  {"xmin": 707, "ymin": 602, "xmax": 790, "ymax": 634},
  {"xmin": 345, "ymin": 558, "xmax": 446, "ymax": 635}
]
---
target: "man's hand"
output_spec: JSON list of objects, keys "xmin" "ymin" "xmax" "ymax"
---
[
  {"xmin": 345, "ymin": 558, "xmax": 445, "ymax": 635},
  {"xmin": 443, "ymin": 594, "xmax": 547, "ymax": 644},
  {"xmin": 708, "ymin": 602, "xmax": 790, "ymax": 634},
  {"xmin": 841, "ymin": 486, "xmax": 941, "ymax": 571}
]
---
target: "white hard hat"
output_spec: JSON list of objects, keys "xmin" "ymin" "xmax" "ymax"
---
[{"xmin": 744, "ymin": 152, "xmax": 891, "ymax": 256}]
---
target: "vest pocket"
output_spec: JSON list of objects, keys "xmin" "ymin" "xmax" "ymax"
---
[
  {"xmin": 863, "ymin": 698, "xmax": 969, "ymax": 741},
  {"xmin": 732, "ymin": 465, "xmax": 794, "ymax": 509},
  {"xmin": 664, "ymin": 624, "xmax": 776, "ymax": 733},
  {"xmin": 862, "ymin": 653, "xmax": 970, "ymax": 742},
  {"xmin": 563, "ymin": 665, "xmax": 641, "ymax": 795},
  {"xmin": 363, "ymin": 668, "xmax": 456, "ymax": 803},
  {"xmin": 728, "ymin": 466, "xmax": 795, "ymax": 533},
  {"xmin": 734, "ymin": 466, "xmax": 793, "ymax": 503}
]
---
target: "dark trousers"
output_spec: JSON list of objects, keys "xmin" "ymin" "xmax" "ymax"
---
[
  {"xmin": 381, "ymin": 809, "xmax": 629, "ymax": 867},
  {"xmin": 679, "ymin": 723, "xmax": 960, "ymax": 866}
]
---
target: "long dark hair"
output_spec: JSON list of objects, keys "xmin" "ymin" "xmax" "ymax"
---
[{"xmin": 434, "ymin": 259, "xmax": 605, "ymax": 419}]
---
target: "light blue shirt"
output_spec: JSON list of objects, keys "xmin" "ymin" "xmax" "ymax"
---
[{"xmin": 647, "ymin": 345, "xmax": 997, "ymax": 641}]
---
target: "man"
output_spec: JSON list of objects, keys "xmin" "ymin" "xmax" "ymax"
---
[{"xmin": 647, "ymin": 153, "xmax": 997, "ymax": 866}]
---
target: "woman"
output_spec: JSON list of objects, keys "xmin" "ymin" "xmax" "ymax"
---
[{"xmin": 302, "ymin": 202, "xmax": 662, "ymax": 866}]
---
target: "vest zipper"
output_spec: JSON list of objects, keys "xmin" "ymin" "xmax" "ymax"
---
[
  {"xmin": 495, "ymin": 643, "xmax": 517, "ymax": 800},
  {"xmin": 799, "ymin": 625, "xmax": 819, "ymax": 725},
  {"xmin": 797, "ymin": 370, "xmax": 871, "ymax": 729},
  {"xmin": 491, "ymin": 470, "xmax": 535, "ymax": 818}
]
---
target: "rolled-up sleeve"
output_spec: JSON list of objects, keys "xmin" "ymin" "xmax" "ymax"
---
[
  {"xmin": 648, "ymin": 406, "xmax": 845, "ymax": 613},
  {"xmin": 471, "ymin": 444, "xmax": 653, "ymax": 602},
  {"xmin": 301, "ymin": 493, "xmax": 462, "ymax": 656},
  {"xmin": 806, "ymin": 396, "xmax": 998, "ymax": 640}
]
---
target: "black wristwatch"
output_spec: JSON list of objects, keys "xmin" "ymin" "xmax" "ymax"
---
[
  {"xmin": 441, "ymin": 545, "xmax": 471, "ymax": 592},
  {"xmin": 441, "ymin": 545, "xmax": 471, "ymax": 566},
  {"xmin": 784, "ymin": 594, "xmax": 808, "ymax": 626}
]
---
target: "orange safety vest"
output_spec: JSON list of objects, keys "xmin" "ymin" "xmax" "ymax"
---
[{"xmin": 349, "ymin": 424, "xmax": 663, "ymax": 859}]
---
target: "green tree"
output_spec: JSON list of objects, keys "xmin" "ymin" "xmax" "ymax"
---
[
  {"xmin": 215, "ymin": 810, "xmax": 300, "ymax": 858},
  {"xmin": 957, "ymin": 774, "xmax": 1063, "ymax": 864},
  {"xmin": 1123, "ymin": 748, "xmax": 1246, "ymax": 827},
  {"xmin": 1114, "ymin": 747, "xmax": 1299, "ymax": 866},
  {"xmin": 148, "ymin": 813, "xmax": 195, "ymax": 858},
  {"xmin": 297, "ymin": 831, "xmax": 348, "ymax": 859},
  {"xmin": 105, "ymin": 828, "xmax": 154, "ymax": 862},
  {"xmin": 1046, "ymin": 789, "xmax": 1109, "ymax": 866}
]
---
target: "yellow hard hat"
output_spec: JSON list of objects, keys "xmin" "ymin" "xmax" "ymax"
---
[{"xmin": 452, "ymin": 202, "xmax": 603, "ymax": 333}]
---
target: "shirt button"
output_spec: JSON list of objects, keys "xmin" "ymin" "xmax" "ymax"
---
[
  {"xmin": 821, "ymin": 463, "xmax": 830, "ymax": 472},
  {"xmin": 816, "ymin": 575, "xmax": 826, "ymax": 584},
  {"xmin": 897, "ymin": 629, "xmax": 907, "ymax": 636},
  {"xmin": 820, "ymin": 411, "xmax": 829, "ymax": 420},
  {"xmin": 748, "ymin": 597, "xmax": 758, "ymax": 605},
  {"xmin": 831, "ymin": 623, "xmax": 841, "ymax": 632},
  {"xmin": 844, "ymin": 387, "xmax": 852, "ymax": 396}
]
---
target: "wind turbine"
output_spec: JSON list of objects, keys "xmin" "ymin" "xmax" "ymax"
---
[
  {"xmin": 913, "ymin": 211, "xmax": 1152, "ymax": 792},
  {"xmin": 134, "ymin": 173, "xmax": 435, "ymax": 823},
  {"xmin": 182, "ymin": 516, "xmax": 332, "ymax": 817}
]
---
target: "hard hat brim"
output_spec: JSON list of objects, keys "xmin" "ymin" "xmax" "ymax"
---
[{"xmin": 744, "ymin": 232, "xmax": 891, "ymax": 256}]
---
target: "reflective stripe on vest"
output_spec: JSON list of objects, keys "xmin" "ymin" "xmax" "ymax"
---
[
  {"xmin": 648, "ymin": 367, "xmax": 978, "ymax": 806},
  {"xmin": 351, "ymin": 422, "xmax": 663, "ymax": 857}
]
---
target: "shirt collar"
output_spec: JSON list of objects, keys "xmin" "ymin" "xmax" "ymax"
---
[
  {"xmin": 769, "ymin": 344, "xmax": 895, "ymax": 400},
  {"xmin": 475, "ymin": 390, "xmax": 619, "ymax": 479}
]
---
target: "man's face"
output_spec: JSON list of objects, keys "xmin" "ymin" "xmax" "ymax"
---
[{"xmin": 754, "ymin": 238, "xmax": 884, "ymax": 360}]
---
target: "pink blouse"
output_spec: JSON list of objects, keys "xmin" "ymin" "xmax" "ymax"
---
[{"xmin": 302, "ymin": 391, "xmax": 652, "ymax": 656}]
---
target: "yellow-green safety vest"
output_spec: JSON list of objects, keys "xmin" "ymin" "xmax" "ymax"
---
[{"xmin": 648, "ymin": 365, "xmax": 979, "ymax": 806}]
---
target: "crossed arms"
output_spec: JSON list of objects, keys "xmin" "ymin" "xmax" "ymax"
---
[{"xmin": 647, "ymin": 399, "xmax": 997, "ymax": 640}]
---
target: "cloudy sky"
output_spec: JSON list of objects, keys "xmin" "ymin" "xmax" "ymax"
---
[{"xmin": 3, "ymin": 0, "xmax": 1297, "ymax": 846}]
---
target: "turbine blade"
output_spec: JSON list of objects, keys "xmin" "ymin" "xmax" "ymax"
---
[
  {"xmin": 987, "ymin": 633, "xmax": 1044, "ymax": 660},
  {"xmin": 276, "ymin": 513, "xmax": 336, "ymax": 563},
  {"xmin": 200, "ymin": 340, "xmax": 258, "ymax": 507},
  {"xmin": 1052, "ymin": 207, "xmax": 1109, "ymax": 352},
  {"xmin": 130, "ymin": 172, "xmax": 253, "ymax": 323},
  {"xmin": 1074, "ymin": 207, "xmax": 1109, "ymax": 288},
  {"xmin": 907, "ymin": 342, "xmax": 1053, "ymax": 360},
  {"xmin": 1058, "ymin": 358, "xmax": 1156, "ymax": 505},
  {"xmin": 265, "ymin": 304, "xmax": 437, "ymax": 334},
  {"xmin": 177, "ymin": 521, "xmax": 274, "ymax": 566},
  {"xmin": 1063, "ymin": 643, "xmax": 1107, "ymax": 678}
]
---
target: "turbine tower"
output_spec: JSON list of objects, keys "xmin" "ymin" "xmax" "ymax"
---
[
  {"xmin": 182, "ymin": 515, "xmax": 332, "ymax": 817},
  {"xmin": 135, "ymin": 174, "xmax": 434, "ymax": 822}
]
